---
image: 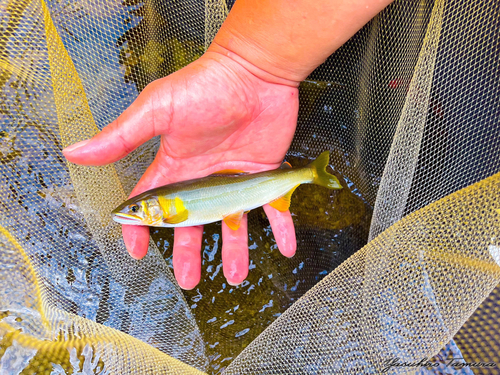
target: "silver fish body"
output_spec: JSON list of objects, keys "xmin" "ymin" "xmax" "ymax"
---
[{"xmin": 112, "ymin": 151, "xmax": 341, "ymax": 229}]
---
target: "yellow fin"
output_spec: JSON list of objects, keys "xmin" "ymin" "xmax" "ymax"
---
[
  {"xmin": 164, "ymin": 209, "xmax": 189, "ymax": 224},
  {"xmin": 223, "ymin": 211, "xmax": 244, "ymax": 230},
  {"xmin": 160, "ymin": 196, "xmax": 189, "ymax": 224},
  {"xmin": 280, "ymin": 161, "xmax": 292, "ymax": 169},
  {"xmin": 158, "ymin": 196, "xmax": 174, "ymax": 215},
  {"xmin": 269, "ymin": 185, "xmax": 300, "ymax": 212},
  {"xmin": 210, "ymin": 169, "xmax": 249, "ymax": 177},
  {"xmin": 308, "ymin": 151, "xmax": 342, "ymax": 189}
]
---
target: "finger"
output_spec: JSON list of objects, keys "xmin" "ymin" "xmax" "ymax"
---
[
  {"xmin": 222, "ymin": 214, "xmax": 249, "ymax": 286},
  {"xmin": 263, "ymin": 204, "xmax": 296, "ymax": 257},
  {"xmin": 122, "ymin": 224, "xmax": 150, "ymax": 260},
  {"xmin": 173, "ymin": 226, "xmax": 204, "ymax": 290},
  {"xmin": 62, "ymin": 82, "xmax": 166, "ymax": 166}
]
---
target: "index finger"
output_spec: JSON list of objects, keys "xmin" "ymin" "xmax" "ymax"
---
[{"xmin": 62, "ymin": 83, "xmax": 161, "ymax": 166}]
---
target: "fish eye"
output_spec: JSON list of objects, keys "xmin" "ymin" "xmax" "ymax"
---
[{"xmin": 129, "ymin": 204, "xmax": 139, "ymax": 213}]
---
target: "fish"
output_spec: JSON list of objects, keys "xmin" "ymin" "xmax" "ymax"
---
[{"xmin": 111, "ymin": 151, "xmax": 342, "ymax": 230}]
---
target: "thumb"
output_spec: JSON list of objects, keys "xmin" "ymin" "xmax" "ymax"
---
[{"xmin": 62, "ymin": 83, "xmax": 166, "ymax": 166}]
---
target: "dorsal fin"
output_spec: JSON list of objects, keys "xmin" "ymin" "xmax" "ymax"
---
[
  {"xmin": 280, "ymin": 161, "xmax": 292, "ymax": 169},
  {"xmin": 269, "ymin": 184, "xmax": 300, "ymax": 212},
  {"xmin": 209, "ymin": 169, "xmax": 249, "ymax": 177}
]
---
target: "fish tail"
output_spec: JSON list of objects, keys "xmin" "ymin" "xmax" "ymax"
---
[{"xmin": 308, "ymin": 151, "xmax": 342, "ymax": 189}]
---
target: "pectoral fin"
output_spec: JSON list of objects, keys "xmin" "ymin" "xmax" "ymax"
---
[
  {"xmin": 164, "ymin": 209, "xmax": 189, "ymax": 224},
  {"xmin": 269, "ymin": 185, "xmax": 300, "ymax": 212},
  {"xmin": 223, "ymin": 211, "xmax": 244, "ymax": 230},
  {"xmin": 162, "ymin": 196, "xmax": 189, "ymax": 224}
]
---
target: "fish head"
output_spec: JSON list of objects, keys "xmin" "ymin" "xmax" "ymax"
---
[
  {"xmin": 112, "ymin": 198, "xmax": 149, "ymax": 225},
  {"xmin": 112, "ymin": 196, "xmax": 164, "ymax": 226}
]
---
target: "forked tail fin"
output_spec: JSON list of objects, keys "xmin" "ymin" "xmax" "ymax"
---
[{"xmin": 308, "ymin": 151, "xmax": 342, "ymax": 189}]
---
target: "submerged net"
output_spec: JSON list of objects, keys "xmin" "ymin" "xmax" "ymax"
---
[
  {"xmin": 0, "ymin": 226, "xmax": 204, "ymax": 374},
  {"xmin": 0, "ymin": 0, "xmax": 498, "ymax": 373}
]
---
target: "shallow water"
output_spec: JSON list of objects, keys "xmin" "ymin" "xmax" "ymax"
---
[{"xmin": 151, "ymin": 154, "xmax": 372, "ymax": 374}]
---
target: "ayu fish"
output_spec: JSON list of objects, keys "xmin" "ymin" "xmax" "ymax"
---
[{"xmin": 112, "ymin": 151, "xmax": 342, "ymax": 230}]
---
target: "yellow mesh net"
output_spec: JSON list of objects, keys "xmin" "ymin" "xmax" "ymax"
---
[
  {"xmin": 454, "ymin": 286, "xmax": 500, "ymax": 374},
  {"xmin": 0, "ymin": 226, "xmax": 204, "ymax": 374},
  {"xmin": 224, "ymin": 172, "xmax": 500, "ymax": 373},
  {"xmin": 0, "ymin": 0, "xmax": 499, "ymax": 373}
]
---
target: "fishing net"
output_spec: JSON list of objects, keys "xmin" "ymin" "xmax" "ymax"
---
[
  {"xmin": 0, "ymin": 0, "xmax": 498, "ymax": 373},
  {"xmin": 0, "ymin": 226, "xmax": 204, "ymax": 374}
]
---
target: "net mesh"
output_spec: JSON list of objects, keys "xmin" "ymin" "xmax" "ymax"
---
[
  {"xmin": 0, "ymin": 0, "xmax": 499, "ymax": 373},
  {"xmin": 0, "ymin": 226, "xmax": 204, "ymax": 374},
  {"xmin": 454, "ymin": 285, "xmax": 500, "ymax": 374},
  {"xmin": 224, "ymin": 172, "xmax": 500, "ymax": 374}
]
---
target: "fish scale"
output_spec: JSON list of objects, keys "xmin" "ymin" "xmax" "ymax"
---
[{"xmin": 176, "ymin": 171, "xmax": 307, "ymax": 227}]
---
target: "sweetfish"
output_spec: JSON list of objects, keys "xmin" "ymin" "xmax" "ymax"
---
[{"xmin": 112, "ymin": 151, "xmax": 342, "ymax": 230}]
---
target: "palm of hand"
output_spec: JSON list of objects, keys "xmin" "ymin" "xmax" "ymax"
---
[{"xmin": 63, "ymin": 53, "xmax": 299, "ymax": 289}]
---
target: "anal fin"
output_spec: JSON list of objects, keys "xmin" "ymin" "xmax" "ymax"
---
[
  {"xmin": 223, "ymin": 211, "xmax": 244, "ymax": 230},
  {"xmin": 269, "ymin": 185, "xmax": 300, "ymax": 212}
]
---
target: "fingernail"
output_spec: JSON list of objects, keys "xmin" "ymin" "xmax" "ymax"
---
[
  {"xmin": 227, "ymin": 280, "xmax": 241, "ymax": 287},
  {"xmin": 178, "ymin": 272, "xmax": 199, "ymax": 290},
  {"xmin": 63, "ymin": 139, "xmax": 91, "ymax": 154}
]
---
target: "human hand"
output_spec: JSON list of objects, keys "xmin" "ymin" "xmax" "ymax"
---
[{"xmin": 63, "ymin": 52, "xmax": 299, "ymax": 289}]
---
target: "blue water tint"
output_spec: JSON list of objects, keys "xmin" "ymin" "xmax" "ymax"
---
[{"xmin": 220, "ymin": 320, "xmax": 234, "ymax": 329}]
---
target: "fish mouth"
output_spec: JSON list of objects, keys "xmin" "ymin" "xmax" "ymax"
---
[{"xmin": 112, "ymin": 213, "xmax": 143, "ymax": 225}]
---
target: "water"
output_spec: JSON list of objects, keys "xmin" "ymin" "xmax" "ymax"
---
[{"xmin": 151, "ymin": 153, "xmax": 372, "ymax": 374}]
